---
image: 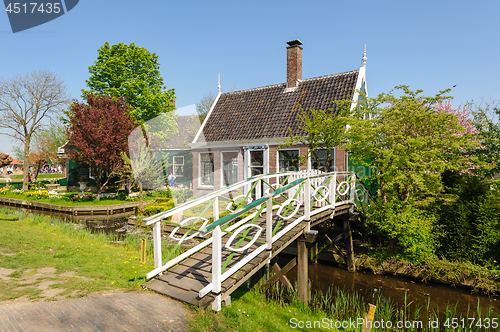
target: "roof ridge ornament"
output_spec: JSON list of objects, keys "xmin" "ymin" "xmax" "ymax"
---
[
  {"xmin": 218, "ymin": 73, "xmax": 221, "ymax": 93},
  {"xmin": 362, "ymin": 45, "xmax": 367, "ymax": 67}
]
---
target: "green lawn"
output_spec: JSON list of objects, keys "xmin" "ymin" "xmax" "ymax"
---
[{"xmin": 0, "ymin": 208, "xmax": 157, "ymax": 302}]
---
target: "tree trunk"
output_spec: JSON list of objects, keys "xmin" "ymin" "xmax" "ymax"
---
[
  {"xmin": 23, "ymin": 137, "xmax": 30, "ymax": 191},
  {"xmin": 325, "ymin": 149, "xmax": 331, "ymax": 172},
  {"xmin": 139, "ymin": 181, "xmax": 144, "ymax": 213}
]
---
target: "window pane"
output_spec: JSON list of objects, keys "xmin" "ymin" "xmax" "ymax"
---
[
  {"xmin": 279, "ymin": 150, "xmax": 299, "ymax": 172},
  {"xmin": 222, "ymin": 152, "xmax": 238, "ymax": 186},
  {"xmin": 250, "ymin": 151, "xmax": 263, "ymax": 166},
  {"xmin": 311, "ymin": 149, "xmax": 335, "ymax": 172},
  {"xmin": 200, "ymin": 153, "xmax": 214, "ymax": 185}
]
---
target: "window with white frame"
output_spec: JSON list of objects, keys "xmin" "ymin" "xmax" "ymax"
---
[
  {"xmin": 173, "ymin": 156, "xmax": 184, "ymax": 177},
  {"xmin": 200, "ymin": 153, "xmax": 214, "ymax": 186},
  {"xmin": 222, "ymin": 152, "xmax": 238, "ymax": 186},
  {"xmin": 278, "ymin": 149, "xmax": 300, "ymax": 172}
]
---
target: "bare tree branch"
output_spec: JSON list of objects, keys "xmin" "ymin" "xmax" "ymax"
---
[{"xmin": 0, "ymin": 70, "xmax": 69, "ymax": 189}]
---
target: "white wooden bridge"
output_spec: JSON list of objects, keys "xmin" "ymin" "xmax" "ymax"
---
[{"xmin": 142, "ymin": 170, "xmax": 368, "ymax": 310}]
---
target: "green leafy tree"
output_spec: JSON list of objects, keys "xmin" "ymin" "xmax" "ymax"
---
[
  {"xmin": 280, "ymin": 102, "xmax": 353, "ymax": 171},
  {"xmin": 348, "ymin": 86, "xmax": 479, "ymax": 203},
  {"xmin": 82, "ymin": 42, "xmax": 175, "ymax": 123},
  {"xmin": 470, "ymin": 100, "xmax": 500, "ymax": 177}
]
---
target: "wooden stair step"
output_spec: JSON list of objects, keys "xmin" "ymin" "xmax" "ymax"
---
[
  {"xmin": 169, "ymin": 264, "xmax": 211, "ymax": 281},
  {"xmin": 143, "ymin": 279, "xmax": 214, "ymax": 308},
  {"xmin": 158, "ymin": 273, "xmax": 209, "ymax": 291}
]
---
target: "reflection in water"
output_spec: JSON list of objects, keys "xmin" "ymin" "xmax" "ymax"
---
[{"xmin": 278, "ymin": 255, "xmax": 498, "ymax": 316}]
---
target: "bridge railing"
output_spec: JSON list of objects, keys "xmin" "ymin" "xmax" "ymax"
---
[
  {"xmin": 143, "ymin": 171, "xmax": 362, "ymax": 310},
  {"xmin": 144, "ymin": 171, "xmax": 300, "ymax": 278}
]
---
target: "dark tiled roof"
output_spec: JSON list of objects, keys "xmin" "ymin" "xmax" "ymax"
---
[{"xmin": 197, "ymin": 70, "xmax": 359, "ymax": 142}]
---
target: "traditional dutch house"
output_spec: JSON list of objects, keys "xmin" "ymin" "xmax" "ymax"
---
[{"xmin": 191, "ymin": 40, "xmax": 368, "ymax": 197}]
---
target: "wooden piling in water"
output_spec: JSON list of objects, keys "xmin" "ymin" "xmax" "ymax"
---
[
  {"xmin": 297, "ymin": 238, "xmax": 308, "ymax": 303},
  {"xmin": 344, "ymin": 215, "xmax": 355, "ymax": 272}
]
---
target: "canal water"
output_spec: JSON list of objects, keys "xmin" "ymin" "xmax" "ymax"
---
[{"xmin": 278, "ymin": 254, "xmax": 499, "ymax": 317}]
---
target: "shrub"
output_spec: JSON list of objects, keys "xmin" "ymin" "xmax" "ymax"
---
[
  {"xmin": 29, "ymin": 180, "xmax": 47, "ymax": 190},
  {"xmin": 142, "ymin": 198, "xmax": 175, "ymax": 216},
  {"xmin": 117, "ymin": 189, "xmax": 129, "ymax": 200},
  {"xmin": 437, "ymin": 174, "xmax": 500, "ymax": 264},
  {"xmin": 370, "ymin": 201, "xmax": 437, "ymax": 261},
  {"xmin": 170, "ymin": 188, "xmax": 192, "ymax": 203},
  {"xmin": 154, "ymin": 187, "xmax": 172, "ymax": 198}
]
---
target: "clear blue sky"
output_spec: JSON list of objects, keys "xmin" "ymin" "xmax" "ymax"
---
[{"xmin": 1, "ymin": 0, "xmax": 499, "ymax": 156}]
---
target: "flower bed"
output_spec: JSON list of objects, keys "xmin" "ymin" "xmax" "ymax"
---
[
  {"xmin": 69, "ymin": 193, "xmax": 94, "ymax": 202},
  {"xmin": 25, "ymin": 189, "xmax": 50, "ymax": 200}
]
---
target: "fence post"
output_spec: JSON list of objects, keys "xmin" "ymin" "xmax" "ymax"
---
[
  {"xmin": 212, "ymin": 225, "xmax": 222, "ymax": 311},
  {"xmin": 140, "ymin": 238, "xmax": 147, "ymax": 264},
  {"xmin": 330, "ymin": 173, "xmax": 336, "ymax": 209},
  {"xmin": 350, "ymin": 173, "xmax": 356, "ymax": 205},
  {"xmin": 213, "ymin": 196, "xmax": 219, "ymax": 222},
  {"xmin": 256, "ymin": 178, "xmax": 261, "ymax": 200},
  {"xmin": 266, "ymin": 196, "xmax": 272, "ymax": 251},
  {"xmin": 153, "ymin": 221, "xmax": 162, "ymax": 269},
  {"xmin": 304, "ymin": 177, "xmax": 311, "ymax": 232}
]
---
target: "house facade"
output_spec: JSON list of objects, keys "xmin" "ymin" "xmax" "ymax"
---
[{"xmin": 190, "ymin": 40, "xmax": 368, "ymax": 197}]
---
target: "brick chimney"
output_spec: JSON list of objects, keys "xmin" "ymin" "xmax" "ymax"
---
[{"xmin": 286, "ymin": 39, "xmax": 303, "ymax": 88}]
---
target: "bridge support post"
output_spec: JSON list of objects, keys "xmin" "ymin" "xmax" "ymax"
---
[
  {"xmin": 310, "ymin": 242, "xmax": 318, "ymax": 265},
  {"xmin": 297, "ymin": 238, "xmax": 308, "ymax": 303},
  {"xmin": 297, "ymin": 230, "xmax": 317, "ymax": 303},
  {"xmin": 344, "ymin": 215, "xmax": 356, "ymax": 272}
]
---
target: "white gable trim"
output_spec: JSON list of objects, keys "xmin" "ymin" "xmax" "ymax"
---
[
  {"xmin": 350, "ymin": 65, "xmax": 367, "ymax": 111},
  {"xmin": 192, "ymin": 90, "xmax": 223, "ymax": 144}
]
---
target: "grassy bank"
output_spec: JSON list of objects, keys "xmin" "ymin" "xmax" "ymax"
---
[
  {"xmin": 0, "ymin": 208, "xmax": 180, "ymax": 302},
  {"xmin": 353, "ymin": 254, "xmax": 500, "ymax": 294},
  {"xmin": 189, "ymin": 283, "xmax": 499, "ymax": 332},
  {"xmin": 189, "ymin": 287, "xmax": 330, "ymax": 331}
]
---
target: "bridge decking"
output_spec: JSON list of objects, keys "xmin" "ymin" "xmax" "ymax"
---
[{"xmin": 142, "ymin": 204, "xmax": 351, "ymax": 307}]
